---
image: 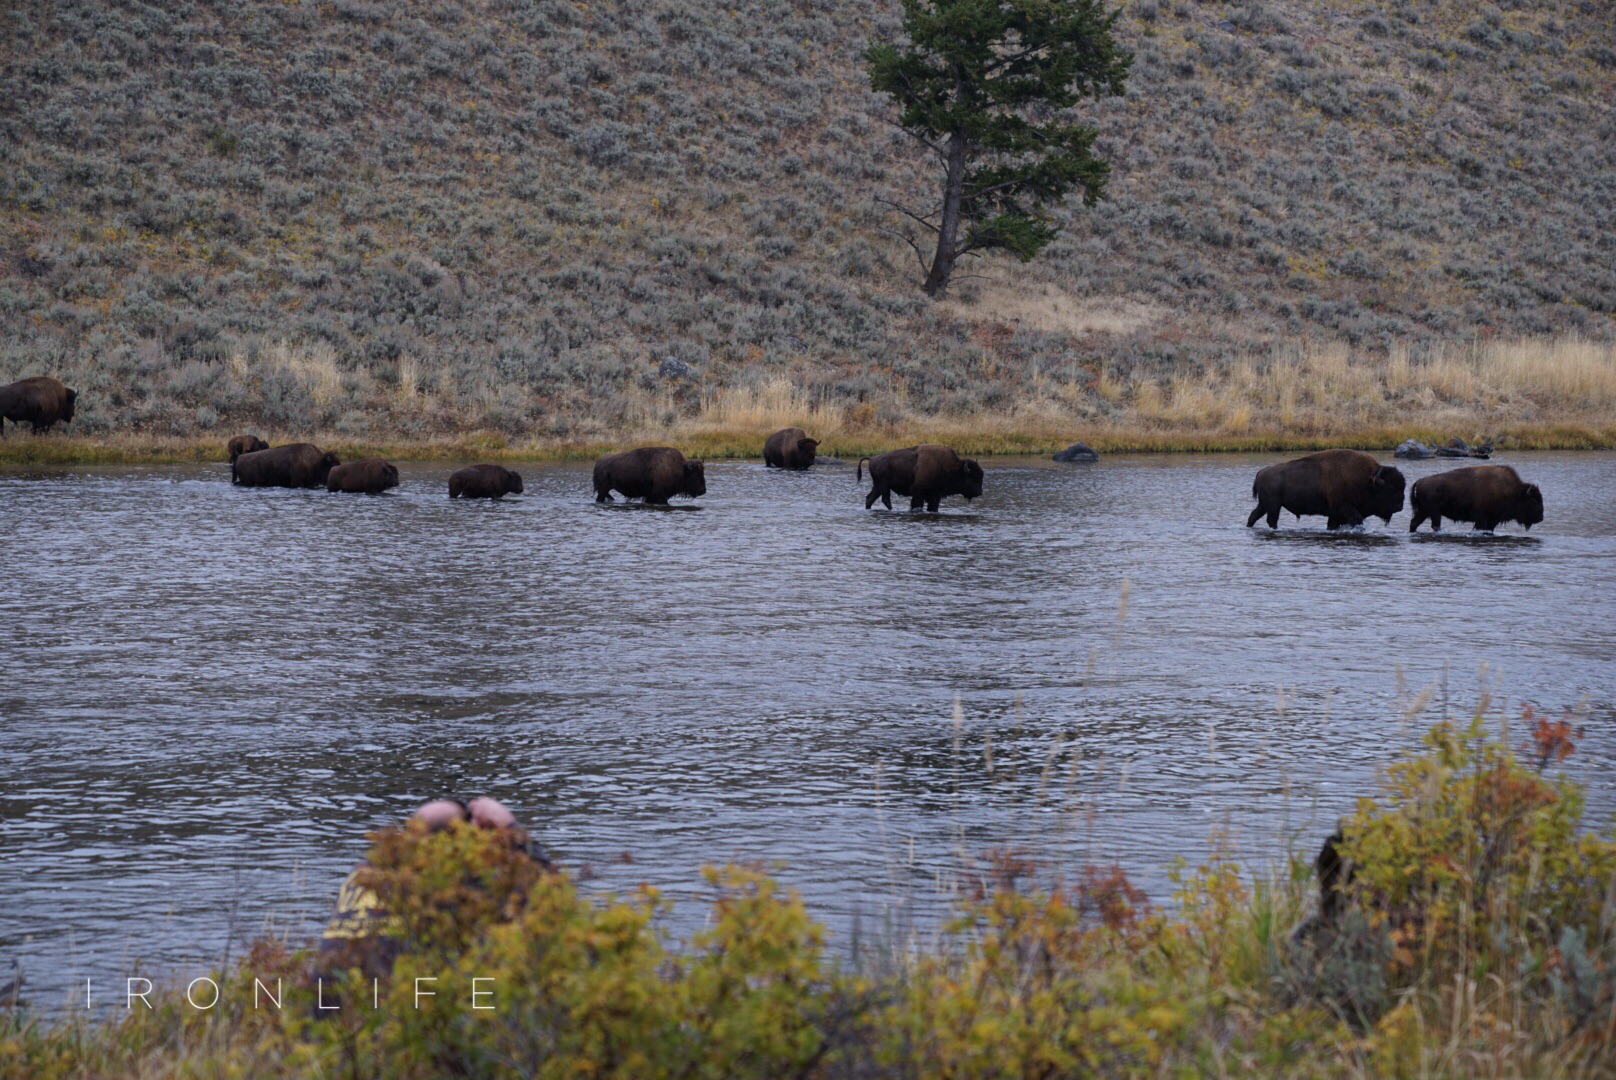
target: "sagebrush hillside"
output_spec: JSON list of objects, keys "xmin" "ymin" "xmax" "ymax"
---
[{"xmin": 2, "ymin": 0, "xmax": 1612, "ymax": 444}]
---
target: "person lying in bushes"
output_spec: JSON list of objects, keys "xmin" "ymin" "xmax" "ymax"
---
[{"xmin": 316, "ymin": 797, "xmax": 552, "ymax": 980}]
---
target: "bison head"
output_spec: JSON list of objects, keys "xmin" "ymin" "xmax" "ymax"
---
[
  {"xmin": 316, "ymin": 451, "xmax": 341, "ymax": 484},
  {"xmin": 958, "ymin": 458, "xmax": 985, "ymax": 501},
  {"xmin": 798, "ymin": 437, "xmax": 820, "ymax": 459},
  {"xmin": 682, "ymin": 460, "xmax": 707, "ymax": 498},
  {"xmin": 1368, "ymin": 464, "xmax": 1405, "ymax": 523},
  {"xmin": 505, "ymin": 470, "xmax": 525, "ymax": 495},
  {"xmin": 63, "ymin": 387, "xmax": 78, "ymax": 423},
  {"xmin": 1517, "ymin": 483, "xmax": 1544, "ymax": 529}
]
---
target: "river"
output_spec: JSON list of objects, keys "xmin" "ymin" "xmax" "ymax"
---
[{"xmin": 2, "ymin": 451, "xmax": 1612, "ymax": 1004}]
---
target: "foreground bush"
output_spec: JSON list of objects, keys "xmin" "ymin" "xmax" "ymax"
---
[{"xmin": 4, "ymin": 713, "xmax": 1612, "ymax": 1078}]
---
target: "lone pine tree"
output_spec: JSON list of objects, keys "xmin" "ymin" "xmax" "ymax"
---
[{"xmin": 867, "ymin": 0, "xmax": 1131, "ymax": 297}]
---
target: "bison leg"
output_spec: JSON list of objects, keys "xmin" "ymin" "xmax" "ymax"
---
[
  {"xmin": 909, "ymin": 496, "xmax": 925, "ymax": 512},
  {"xmin": 594, "ymin": 483, "xmax": 614, "ymax": 502},
  {"xmin": 1246, "ymin": 503, "xmax": 1266, "ymax": 528},
  {"xmin": 1409, "ymin": 511, "xmax": 1426, "ymax": 532},
  {"xmin": 1473, "ymin": 518, "xmax": 1495, "ymax": 533},
  {"xmin": 926, "ymin": 497, "xmax": 941, "ymax": 512},
  {"xmin": 1429, "ymin": 514, "xmax": 1442, "ymax": 531}
]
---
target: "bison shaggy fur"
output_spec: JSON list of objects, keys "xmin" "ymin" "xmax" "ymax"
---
[
  {"xmin": 449, "ymin": 464, "xmax": 525, "ymax": 499},
  {"xmin": 232, "ymin": 443, "xmax": 341, "ymax": 488},
  {"xmin": 1409, "ymin": 464, "xmax": 1542, "ymax": 532},
  {"xmin": 326, "ymin": 458, "xmax": 400, "ymax": 494},
  {"xmin": 0, "ymin": 376, "xmax": 77, "ymax": 435},
  {"xmin": 1247, "ymin": 449, "xmax": 1405, "ymax": 530},
  {"xmin": 593, "ymin": 447, "xmax": 706, "ymax": 504},
  {"xmin": 763, "ymin": 427, "xmax": 820, "ymax": 470},
  {"xmin": 858, "ymin": 444, "xmax": 984, "ymax": 512}
]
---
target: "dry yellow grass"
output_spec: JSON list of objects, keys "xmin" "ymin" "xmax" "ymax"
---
[{"xmin": 4, "ymin": 337, "xmax": 1612, "ymax": 464}]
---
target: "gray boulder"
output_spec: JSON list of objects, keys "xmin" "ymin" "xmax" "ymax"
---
[
  {"xmin": 1052, "ymin": 441, "xmax": 1100, "ymax": 463},
  {"xmin": 1433, "ymin": 436, "xmax": 1471, "ymax": 458},
  {"xmin": 1394, "ymin": 439, "xmax": 1436, "ymax": 459},
  {"xmin": 658, "ymin": 356, "xmax": 696, "ymax": 380}
]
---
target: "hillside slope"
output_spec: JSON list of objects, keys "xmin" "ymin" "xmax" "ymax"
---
[{"xmin": 2, "ymin": 0, "xmax": 1612, "ymax": 443}]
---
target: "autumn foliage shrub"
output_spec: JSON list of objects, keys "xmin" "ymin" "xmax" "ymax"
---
[{"xmin": 4, "ymin": 713, "xmax": 1614, "ymax": 1078}]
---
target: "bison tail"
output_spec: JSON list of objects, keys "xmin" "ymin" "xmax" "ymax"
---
[{"xmin": 857, "ymin": 456, "xmax": 870, "ymax": 482}]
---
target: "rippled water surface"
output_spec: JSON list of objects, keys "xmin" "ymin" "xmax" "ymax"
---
[{"xmin": 2, "ymin": 452, "xmax": 1613, "ymax": 1000}]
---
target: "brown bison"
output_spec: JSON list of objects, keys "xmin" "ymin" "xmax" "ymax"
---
[
  {"xmin": 327, "ymin": 458, "xmax": 400, "ymax": 494},
  {"xmin": 233, "ymin": 443, "xmax": 341, "ymax": 488},
  {"xmin": 227, "ymin": 435, "xmax": 269, "ymax": 463},
  {"xmin": 1247, "ymin": 449, "xmax": 1405, "ymax": 530},
  {"xmin": 593, "ymin": 447, "xmax": 706, "ymax": 504},
  {"xmin": 0, "ymin": 376, "xmax": 77, "ymax": 435},
  {"xmin": 1409, "ymin": 465, "xmax": 1542, "ymax": 532},
  {"xmin": 449, "ymin": 464, "xmax": 525, "ymax": 499},
  {"xmin": 763, "ymin": 427, "xmax": 820, "ymax": 470},
  {"xmin": 858, "ymin": 444, "xmax": 984, "ymax": 512}
]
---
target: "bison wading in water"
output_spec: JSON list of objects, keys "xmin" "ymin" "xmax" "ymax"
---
[
  {"xmin": 763, "ymin": 427, "xmax": 820, "ymax": 470},
  {"xmin": 0, "ymin": 376, "xmax": 77, "ymax": 436},
  {"xmin": 227, "ymin": 435, "xmax": 269, "ymax": 463},
  {"xmin": 1246, "ymin": 449, "xmax": 1405, "ymax": 530},
  {"xmin": 449, "ymin": 464, "xmax": 525, "ymax": 499},
  {"xmin": 232, "ymin": 443, "xmax": 341, "ymax": 488},
  {"xmin": 858, "ymin": 444, "xmax": 984, "ymax": 512},
  {"xmin": 327, "ymin": 458, "xmax": 400, "ymax": 494},
  {"xmin": 593, "ymin": 447, "xmax": 706, "ymax": 504},
  {"xmin": 1410, "ymin": 465, "xmax": 1542, "ymax": 533}
]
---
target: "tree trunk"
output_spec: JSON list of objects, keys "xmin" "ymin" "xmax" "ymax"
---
[{"xmin": 924, "ymin": 133, "xmax": 968, "ymax": 298}]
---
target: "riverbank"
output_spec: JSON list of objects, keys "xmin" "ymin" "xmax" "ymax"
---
[
  {"xmin": 2, "ymin": 421, "xmax": 1611, "ymax": 467},
  {"xmin": 4, "ymin": 716, "xmax": 1612, "ymax": 1078},
  {"xmin": 6, "ymin": 338, "xmax": 1612, "ymax": 464}
]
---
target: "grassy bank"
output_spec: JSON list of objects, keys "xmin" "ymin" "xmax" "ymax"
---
[
  {"xmin": 4, "ymin": 713, "xmax": 1613, "ymax": 1078},
  {"xmin": 5, "ymin": 339, "xmax": 1615, "ymax": 465}
]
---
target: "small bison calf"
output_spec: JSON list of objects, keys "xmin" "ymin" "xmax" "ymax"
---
[
  {"xmin": 449, "ymin": 464, "xmax": 525, "ymax": 499},
  {"xmin": 327, "ymin": 458, "xmax": 400, "ymax": 494}
]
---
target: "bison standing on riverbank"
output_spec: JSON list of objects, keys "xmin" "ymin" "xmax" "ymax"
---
[
  {"xmin": 227, "ymin": 435, "xmax": 269, "ymax": 463},
  {"xmin": 763, "ymin": 427, "xmax": 820, "ymax": 470},
  {"xmin": 1409, "ymin": 465, "xmax": 1542, "ymax": 532},
  {"xmin": 0, "ymin": 376, "xmax": 77, "ymax": 436},
  {"xmin": 327, "ymin": 458, "xmax": 400, "ymax": 494},
  {"xmin": 449, "ymin": 464, "xmax": 525, "ymax": 499},
  {"xmin": 859, "ymin": 444, "xmax": 984, "ymax": 512},
  {"xmin": 1246, "ymin": 449, "xmax": 1405, "ymax": 530},
  {"xmin": 593, "ymin": 447, "xmax": 706, "ymax": 504},
  {"xmin": 233, "ymin": 443, "xmax": 341, "ymax": 488}
]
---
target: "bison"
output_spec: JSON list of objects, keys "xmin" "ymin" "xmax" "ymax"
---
[
  {"xmin": 449, "ymin": 464, "xmax": 525, "ymax": 499},
  {"xmin": 0, "ymin": 376, "xmax": 77, "ymax": 436},
  {"xmin": 858, "ymin": 444, "xmax": 984, "ymax": 512},
  {"xmin": 1409, "ymin": 465, "xmax": 1542, "ymax": 533},
  {"xmin": 1246, "ymin": 449, "xmax": 1405, "ymax": 530},
  {"xmin": 327, "ymin": 457, "xmax": 400, "ymax": 494},
  {"xmin": 227, "ymin": 435, "xmax": 269, "ymax": 463},
  {"xmin": 593, "ymin": 447, "xmax": 706, "ymax": 504},
  {"xmin": 763, "ymin": 427, "xmax": 820, "ymax": 470},
  {"xmin": 233, "ymin": 443, "xmax": 341, "ymax": 488}
]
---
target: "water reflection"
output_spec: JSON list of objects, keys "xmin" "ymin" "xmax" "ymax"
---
[{"xmin": 0, "ymin": 451, "xmax": 1611, "ymax": 1004}]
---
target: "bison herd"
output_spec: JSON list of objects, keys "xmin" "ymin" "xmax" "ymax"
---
[
  {"xmin": 0, "ymin": 374, "xmax": 1550, "ymax": 531},
  {"xmin": 221, "ymin": 433, "xmax": 1543, "ymax": 533},
  {"xmin": 1246, "ymin": 449, "xmax": 1543, "ymax": 533}
]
